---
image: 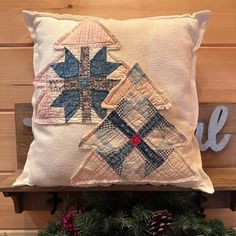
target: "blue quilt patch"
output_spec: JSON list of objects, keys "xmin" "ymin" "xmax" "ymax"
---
[{"xmin": 50, "ymin": 47, "xmax": 121, "ymax": 122}]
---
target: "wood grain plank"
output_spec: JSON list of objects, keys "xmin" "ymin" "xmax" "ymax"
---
[
  {"xmin": 0, "ymin": 112, "xmax": 17, "ymax": 171},
  {"xmin": 0, "ymin": 47, "xmax": 236, "ymax": 108},
  {"xmin": 0, "ymin": 48, "xmax": 34, "ymax": 85},
  {"xmin": 0, "ymin": 173, "xmax": 13, "ymax": 183},
  {"xmin": 0, "ymin": 230, "xmax": 38, "ymax": 236},
  {"xmin": 0, "ymin": 0, "xmax": 236, "ymax": 46},
  {"xmin": 0, "ymin": 86, "xmax": 33, "ymax": 110},
  {"xmin": 196, "ymin": 48, "xmax": 236, "ymax": 103},
  {"xmin": 205, "ymin": 168, "xmax": 236, "ymax": 190},
  {"xmin": 202, "ymin": 134, "xmax": 236, "ymax": 168},
  {"xmin": 206, "ymin": 208, "xmax": 236, "ymax": 227}
]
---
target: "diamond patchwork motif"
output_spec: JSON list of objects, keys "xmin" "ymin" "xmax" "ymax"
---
[{"xmin": 80, "ymin": 96, "xmax": 185, "ymax": 176}]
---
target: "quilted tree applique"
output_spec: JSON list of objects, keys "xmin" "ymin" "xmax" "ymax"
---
[
  {"xmin": 71, "ymin": 65, "xmax": 199, "ymax": 186},
  {"xmin": 34, "ymin": 18, "xmax": 129, "ymax": 124}
]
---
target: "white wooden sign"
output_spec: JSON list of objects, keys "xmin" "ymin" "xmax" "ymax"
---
[{"xmin": 196, "ymin": 105, "xmax": 231, "ymax": 152}]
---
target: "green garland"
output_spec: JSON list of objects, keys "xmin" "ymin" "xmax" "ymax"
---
[{"xmin": 38, "ymin": 192, "xmax": 236, "ymax": 236}]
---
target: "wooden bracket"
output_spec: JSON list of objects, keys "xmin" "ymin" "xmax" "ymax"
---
[
  {"xmin": 191, "ymin": 191, "xmax": 208, "ymax": 217},
  {"xmin": 3, "ymin": 192, "xmax": 24, "ymax": 213},
  {"xmin": 47, "ymin": 192, "xmax": 63, "ymax": 215},
  {"xmin": 230, "ymin": 191, "xmax": 236, "ymax": 211},
  {"xmin": 1, "ymin": 190, "xmax": 84, "ymax": 214},
  {"xmin": 2, "ymin": 192, "xmax": 59, "ymax": 213}
]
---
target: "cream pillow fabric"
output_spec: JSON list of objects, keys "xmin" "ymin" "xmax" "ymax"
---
[{"xmin": 13, "ymin": 10, "xmax": 214, "ymax": 193}]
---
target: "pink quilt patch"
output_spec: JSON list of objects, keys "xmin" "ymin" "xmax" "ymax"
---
[{"xmin": 54, "ymin": 18, "xmax": 121, "ymax": 50}]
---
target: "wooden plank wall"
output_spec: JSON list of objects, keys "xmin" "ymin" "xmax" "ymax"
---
[{"xmin": 0, "ymin": 0, "xmax": 236, "ymax": 232}]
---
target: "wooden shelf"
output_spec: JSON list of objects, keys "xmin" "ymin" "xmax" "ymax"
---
[
  {"xmin": 0, "ymin": 168, "xmax": 235, "ymax": 214},
  {"xmin": 1, "ymin": 168, "xmax": 236, "ymax": 192}
]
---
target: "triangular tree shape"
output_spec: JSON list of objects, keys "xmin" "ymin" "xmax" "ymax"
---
[
  {"xmin": 102, "ymin": 63, "xmax": 171, "ymax": 111},
  {"xmin": 54, "ymin": 18, "xmax": 121, "ymax": 50}
]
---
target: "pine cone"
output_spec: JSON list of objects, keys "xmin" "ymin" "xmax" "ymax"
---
[{"xmin": 146, "ymin": 210, "xmax": 173, "ymax": 236}]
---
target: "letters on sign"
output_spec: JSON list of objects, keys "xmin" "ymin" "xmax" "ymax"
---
[
  {"xmin": 22, "ymin": 105, "xmax": 231, "ymax": 153},
  {"xmin": 195, "ymin": 106, "xmax": 231, "ymax": 152},
  {"xmin": 22, "ymin": 118, "xmax": 32, "ymax": 127}
]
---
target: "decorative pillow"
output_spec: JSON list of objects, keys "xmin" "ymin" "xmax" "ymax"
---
[{"xmin": 13, "ymin": 10, "xmax": 214, "ymax": 193}]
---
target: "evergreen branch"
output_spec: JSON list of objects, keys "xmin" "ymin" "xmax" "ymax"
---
[
  {"xmin": 38, "ymin": 192, "xmax": 236, "ymax": 236},
  {"xmin": 76, "ymin": 210, "xmax": 104, "ymax": 236},
  {"xmin": 131, "ymin": 204, "xmax": 152, "ymax": 223}
]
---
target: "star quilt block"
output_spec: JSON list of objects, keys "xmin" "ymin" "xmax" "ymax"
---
[{"xmin": 34, "ymin": 47, "xmax": 128, "ymax": 124}]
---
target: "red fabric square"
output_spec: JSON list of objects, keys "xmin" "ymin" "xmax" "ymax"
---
[{"xmin": 129, "ymin": 134, "xmax": 142, "ymax": 147}]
